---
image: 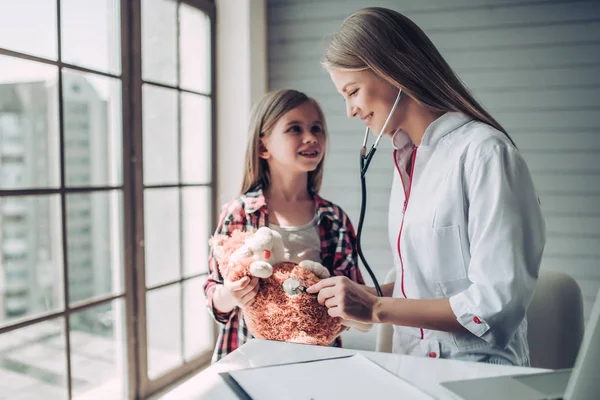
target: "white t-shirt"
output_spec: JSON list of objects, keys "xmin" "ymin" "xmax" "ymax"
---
[{"xmin": 269, "ymin": 216, "xmax": 321, "ymax": 264}]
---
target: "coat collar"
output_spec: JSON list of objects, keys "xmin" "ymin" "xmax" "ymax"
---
[{"xmin": 391, "ymin": 112, "xmax": 473, "ymax": 150}]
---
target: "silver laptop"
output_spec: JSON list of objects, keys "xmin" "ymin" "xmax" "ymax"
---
[{"xmin": 441, "ymin": 289, "xmax": 600, "ymax": 400}]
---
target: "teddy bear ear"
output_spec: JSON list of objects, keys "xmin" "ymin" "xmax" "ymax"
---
[
  {"xmin": 209, "ymin": 236, "xmax": 225, "ymax": 259},
  {"xmin": 213, "ymin": 245, "xmax": 224, "ymax": 259},
  {"xmin": 255, "ymin": 226, "xmax": 272, "ymax": 236},
  {"xmin": 246, "ymin": 227, "xmax": 273, "ymax": 252}
]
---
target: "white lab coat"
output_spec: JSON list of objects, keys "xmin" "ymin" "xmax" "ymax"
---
[{"xmin": 388, "ymin": 112, "xmax": 546, "ymax": 365}]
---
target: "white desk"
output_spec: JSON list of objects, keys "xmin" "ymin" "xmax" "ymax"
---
[{"xmin": 156, "ymin": 339, "xmax": 548, "ymax": 399}]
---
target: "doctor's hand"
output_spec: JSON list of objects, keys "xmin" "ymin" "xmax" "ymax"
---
[{"xmin": 306, "ymin": 276, "xmax": 378, "ymax": 323}]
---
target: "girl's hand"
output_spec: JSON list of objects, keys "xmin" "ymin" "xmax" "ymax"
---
[
  {"xmin": 307, "ymin": 276, "xmax": 378, "ymax": 323},
  {"xmin": 223, "ymin": 276, "xmax": 260, "ymax": 309}
]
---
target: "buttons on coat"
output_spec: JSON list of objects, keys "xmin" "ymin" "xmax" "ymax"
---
[
  {"xmin": 473, "ymin": 316, "xmax": 482, "ymax": 324},
  {"xmin": 428, "ymin": 352, "xmax": 437, "ymax": 358}
]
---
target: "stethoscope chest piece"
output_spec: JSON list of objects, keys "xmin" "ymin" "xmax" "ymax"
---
[{"xmin": 282, "ymin": 277, "xmax": 307, "ymax": 296}]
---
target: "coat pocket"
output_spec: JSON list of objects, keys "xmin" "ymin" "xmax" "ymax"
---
[{"xmin": 405, "ymin": 224, "xmax": 467, "ymax": 284}]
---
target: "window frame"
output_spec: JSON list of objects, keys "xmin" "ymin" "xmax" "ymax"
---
[
  {"xmin": 127, "ymin": 0, "xmax": 217, "ymax": 397},
  {"xmin": 0, "ymin": 0, "xmax": 217, "ymax": 398}
]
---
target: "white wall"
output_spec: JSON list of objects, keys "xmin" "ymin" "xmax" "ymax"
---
[
  {"xmin": 216, "ymin": 0, "xmax": 267, "ymax": 208},
  {"xmin": 267, "ymin": 0, "xmax": 600, "ymax": 350}
]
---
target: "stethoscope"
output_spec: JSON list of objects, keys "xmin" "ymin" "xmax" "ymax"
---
[
  {"xmin": 283, "ymin": 89, "xmax": 402, "ymax": 298},
  {"xmin": 356, "ymin": 89, "xmax": 402, "ymax": 297}
]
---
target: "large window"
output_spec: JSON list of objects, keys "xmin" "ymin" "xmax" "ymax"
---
[{"xmin": 0, "ymin": 1, "xmax": 216, "ymax": 399}]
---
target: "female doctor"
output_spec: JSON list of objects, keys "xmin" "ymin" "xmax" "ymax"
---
[{"xmin": 307, "ymin": 7, "xmax": 546, "ymax": 366}]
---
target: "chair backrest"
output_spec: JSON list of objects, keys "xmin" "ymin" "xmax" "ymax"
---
[
  {"xmin": 375, "ymin": 268, "xmax": 396, "ymax": 353},
  {"xmin": 376, "ymin": 267, "xmax": 585, "ymax": 369},
  {"xmin": 527, "ymin": 269, "xmax": 584, "ymax": 369}
]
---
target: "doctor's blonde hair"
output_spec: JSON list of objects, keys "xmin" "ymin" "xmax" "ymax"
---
[
  {"xmin": 240, "ymin": 89, "xmax": 328, "ymax": 195},
  {"xmin": 323, "ymin": 7, "xmax": 514, "ymax": 145}
]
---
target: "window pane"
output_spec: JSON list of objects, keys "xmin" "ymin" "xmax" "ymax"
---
[
  {"xmin": 179, "ymin": 4, "xmax": 211, "ymax": 94},
  {"xmin": 69, "ymin": 300, "xmax": 127, "ymax": 399},
  {"xmin": 0, "ymin": 195, "xmax": 64, "ymax": 327},
  {"xmin": 63, "ymin": 70, "xmax": 123, "ymax": 187},
  {"xmin": 66, "ymin": 191, "xmax": 123, "ymax": 304},
  {"xmin": 183, "ymin": 277, "xmax": 213, "ymax": 360},
  {"xmin": 0, "ymin": 56, "xmax": 60, "ymax": 190},
  {"xmin": 181, "ymin": 93, "xmax": 211, "ymax": 184},
  {"xmin": 61, "ymin": 0, "xmax": 121, "ymax": 75},
  {"xmin": 142, "ymin": 85, "xmax": 179, "ymax": 185},
  {"xmin": 0, "ymin": 319, "xmax": 67, "ymax": 398},
  {"xmin": 182, "ymin": 187, "xmax": 210, "ymax": 276},
  {"xmin": 0, "ymin": 1, "xmax": 58, "ymax": 60},
  {"xmin": 147, "ymin": 284, "xmax": 182, "ymax": 379},
  {"xmin": 142, "ymin": 0, "xmax": 177, "ymax": 86},
  {"xmin": 144, "ymin": 188, "xmax": 180, "ymax": 287}
]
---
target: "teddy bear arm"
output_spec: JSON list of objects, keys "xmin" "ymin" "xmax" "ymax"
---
[
  {"xmin": 298, "ymin": 260, "xmax": 330, "ymax": 279},
  {"xmin": 249, "ymin": 260, "xmax": 273, "ymax": 278}
]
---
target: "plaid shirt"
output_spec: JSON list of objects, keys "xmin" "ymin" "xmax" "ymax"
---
[{"xmin": 203, "ymin": 187, "xmax": 364, "ymax": 362}]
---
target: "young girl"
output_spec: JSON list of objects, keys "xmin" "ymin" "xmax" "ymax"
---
[
  {"xmin": 308, "ymin": 7, "xmax": 546, "ymax": 366},
  {"xmin": 203, "ymin": 89, "xmax": 365, "ymax": 362}
]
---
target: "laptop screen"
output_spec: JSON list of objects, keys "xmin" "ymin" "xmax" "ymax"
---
[{"xmin": 564, "ymin": 288, "xmax": 600, "ymax": 400}]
